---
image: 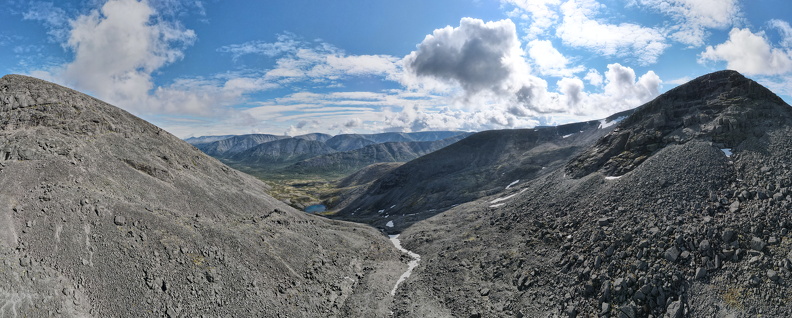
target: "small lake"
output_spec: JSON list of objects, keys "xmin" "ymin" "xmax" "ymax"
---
[{"xmin": 304, "ymin": 204, "xmax": 327, "ymax": 213}]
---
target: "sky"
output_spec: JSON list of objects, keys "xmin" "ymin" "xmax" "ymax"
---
[{"xmin": 2, "ymin": 0, "xmax": 792, "ymax": 138}]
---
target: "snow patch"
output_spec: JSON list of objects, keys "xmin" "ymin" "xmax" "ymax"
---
[
  {"xmin": 599, "ymin": 116, "xmax": 627, "ymax": 129},
  {"xmin": 562, "ymin": 134, "xmax": 573, "ymax": 138},
  {"xmin": 505, "ymin": 180, "xmax": 519, "ymax": 189},
  {"xmin": 388, "ymin": 235, "xmax": 421, "ymax": 296},
  {"xmin": 490, "ymin": 188, "xmax": 527, "ymax": 204},
  {"xmin": 386, "ymin": 220, "xmax": 394, "ymax": 228},
  {"xmin": 378, "ymin": 209, "xmax": 385, "ymax": 213},
  {"xmin": 490, "ymin": 203, "xmax": 505, "ymax": 208},
  {"xmin": 721, "ymin": 148, "xmax": 733, "ymax": 157},
  {"xmin": 605, "ymin": 176, "xmax": 622, "ymax": 180}
]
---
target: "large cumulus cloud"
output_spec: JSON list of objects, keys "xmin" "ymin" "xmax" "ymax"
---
[
  {"xmin": 389, "ymin": 18, "xmax": 662, "ymax": 133},
  {"xmin": 401, "ymin": 18, "xmax": 550, "ymax": 114}
]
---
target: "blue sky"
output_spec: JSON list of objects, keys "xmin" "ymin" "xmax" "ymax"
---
[{"xmin": 2, "ymin": 0, "xmax": 792, "ymax": 138}]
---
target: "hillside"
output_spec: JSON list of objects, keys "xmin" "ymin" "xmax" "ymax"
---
[
  {"xmin": 331, "ymin": 118, "xmax": 624, "ymax": 233},
  {"xmin": 287, "ymin": 133, "xmax": 472, "ymax": 176},
  {"xmin": 196, "ymin": 133, "xmax": 288, "ymax": 157},
  {"xmin": 229, "ymin": 137, "xmax": 336, "ymax": 165},
  {"xmin": 0, "ymin": 74, "xmax": 405, "ymax": 317},
  {"xmin": 386, "ymin": 70, "xmax": 792, "ymax": 317}
]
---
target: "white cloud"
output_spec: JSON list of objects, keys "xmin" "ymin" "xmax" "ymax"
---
[
  {"xmin": 502, "ymin": 0, "xmax": 561, "ymax": 39},
  {"xmin": 52, "ymin": 0, "xmax": 198, "ymax": 113},
  {"xmin": 527, "ymin": 39, "xmax": 584, "ymax": 77},
  {"xmin": 217, "ymin": 33, "xmax": 300, "ymax": 60},
  {"xmin": 557, "ymin": 77, "xmax": 585, "ymax": 106},
  {"xmin": 556, "ymin": 0, "xmax": 668, "ymax": 65},
  {"xmin": 769, "ymin": 19, "xmax": 792, "ymax": 48},
  {"xmin": 583, "ymin": 68, "xmax": 603, "ymax": 86},
  {"xmin": 22, "ymin": 1, "xmax": 69, "ymax": 42},
  {"xmin": 699, "ymin": 28, "xmax": 792, "ymax": 76},
  {"xmin": 665, "ymin": 76, "xmax": 692, "ymax": 85},
  {"xmin": 402, "ymin": 18, "xmax": 552, "ymax": 113},
  {"xmin": 219, "ymin": 34, "xmax": 402, "ymax": 85},
  {"xmin": 632, "ymin": 0, "xmax": 740, "ymax": 47}
]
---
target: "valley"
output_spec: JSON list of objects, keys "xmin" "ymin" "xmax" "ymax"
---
[
  {"xmin": 3, "ymin": 70, "xmax": 792, "ymax": 317},
  {"xmin": 194, "ymin": 70, "xmax": 792, "ymax": 317}
]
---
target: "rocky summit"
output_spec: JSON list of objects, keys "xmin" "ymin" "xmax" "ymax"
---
[
  {"xmin": 0, "ymin": 75, "xmax": 406, "ymax": 317},
  {"xmin": 383, "ymin": 70, "xmax": 792, "ymax": 317}
]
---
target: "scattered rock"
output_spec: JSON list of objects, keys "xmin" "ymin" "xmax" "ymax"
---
[
  {"xmin": 729, "ymin": 201, "xmax": 740, "ymax": 213},
  {"xmin": 665, "ymin": 300, "xmax": 683, "ymax": 318},
  {"xmin": 768, "ymin": 270, "xmax": 780, "ymax": 282},
  {"xmin": 695, "ymin": 267, "xmax": 707, "ymax": 280},
  {"xmin": 665, "ymin": 247, "xmax": 680, "ymax": 262},
  {"xmin": 750, "ymin": 237, "xmax": 766, "ymax": 251}
]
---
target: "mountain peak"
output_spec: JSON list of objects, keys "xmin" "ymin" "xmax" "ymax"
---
[
  {"xmin": 566, "ymin": 70, "xmax": 792, "ymax": 178},
  {"xmin": 653, "ymin": 69, "xmax": 785, "ymax": 106}
]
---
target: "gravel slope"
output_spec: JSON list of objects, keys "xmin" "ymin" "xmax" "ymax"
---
[
  {"xmin": 0, "ymin": 74, "xmax": 406, "ymax": 317},
  {"xmin": 392, "ymin": 70, "xmax": 792, "ymax": 317}
]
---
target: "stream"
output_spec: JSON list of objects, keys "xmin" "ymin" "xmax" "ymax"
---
[{"xmin": 388, "ymin": 234, "xmax": 421, "ymax": 296}]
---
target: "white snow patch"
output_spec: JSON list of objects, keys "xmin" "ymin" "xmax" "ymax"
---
[
  {"xmin": 605, "ymin": 176, "xmax": 622, "ymax": 180},
  {"xmin": 721, "ymin": 148, "xmax": 733, "ymax": 157},
  {"xmin": 505, "ymin": 180, "xmax": 519, "ymax": 189},
  {"xmin": 390, "ymin": 205, "xmax": 396, "ymax": 209},
  {"xmin": 388, "ymin": 235, "xmax": 421, "ymax": 296},
  {"xmin": 491, "ymin": 193, "xmax": 517, "ymax": 204},
  {"xmin": 490, "ymin": 188, "xmax": 527, "ymax": 204},
  {"xmin": 599, "ymin": 116, "xmax": 627, "ymax": 129},
  {"xmin": 378, "ymin": 209, "xmax": 385, "ymax": 213},
  {"xmin": 490, "ymin": 203, "xmax": 505, "ymax": 208},
  {"xmin": 562, "ymin": 134, "xmax": 573, "ymax": 138},
  {"xmin": 386, "ymin": 220, "xmax": 394, "ymax": 228}
]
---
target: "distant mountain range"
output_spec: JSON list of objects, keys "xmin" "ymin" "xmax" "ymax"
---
[{"xmin": 188, "ymin": 131, "xmax": 472, "ymax": 177}]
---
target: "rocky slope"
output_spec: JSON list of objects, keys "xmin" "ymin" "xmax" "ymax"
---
[
  {"xmin": 332, "ymin": 118, "xmax": 622, "ymax": 233},
  {"xmin": 389, "ymin": 70, "xmax": 792, "ymax": 317},
  {"xmin": 323, "ymin": 162, "xmax": 404, "ymax": 212},
  {"xmin": 0, "ymin": 75, "xmax": 406, "ymax": 317}
]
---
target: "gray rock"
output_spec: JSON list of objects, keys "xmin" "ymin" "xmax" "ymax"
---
[
  {"xmin": 695, "ymin": 267, "xmax": 707, "ymax": 280},
  {"xmin": 618, "ymin": 303, "xmax": 636, "ymax": 318},
  {"xmin": 597, "ymin": 217, "xmax": 612, "ymax": 226},
  {"xmin": 113, "ymin": 215, "xmax": 126, "ymax": 226},
  {"xmin": 665, "ymin": 247, "xmax": 680, "ymax": 262},
  {"xmin": 601, "ymin": 302, "xmax": 610, "ymax": 315},
  {"xmin": 722, "ymin": 228, "xmax": 737, "ymax": 242},
  {"xmin": 729, "ymin": 201, "xmax": 740, "ymax": 213},
  {"xmin": 768, "ymin": 270, "xmax": 780, "ymax": 282},
  {"xmin": 698, "ymin": 240, "xmax": 710, "ymax": 252},
  {"xmin": 750, "ymin": 237, "xmax": 766, "ymax": 251},
  {"xmin": 665, "ymin": 300, "xmax": 682, "ymax": 318}
]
